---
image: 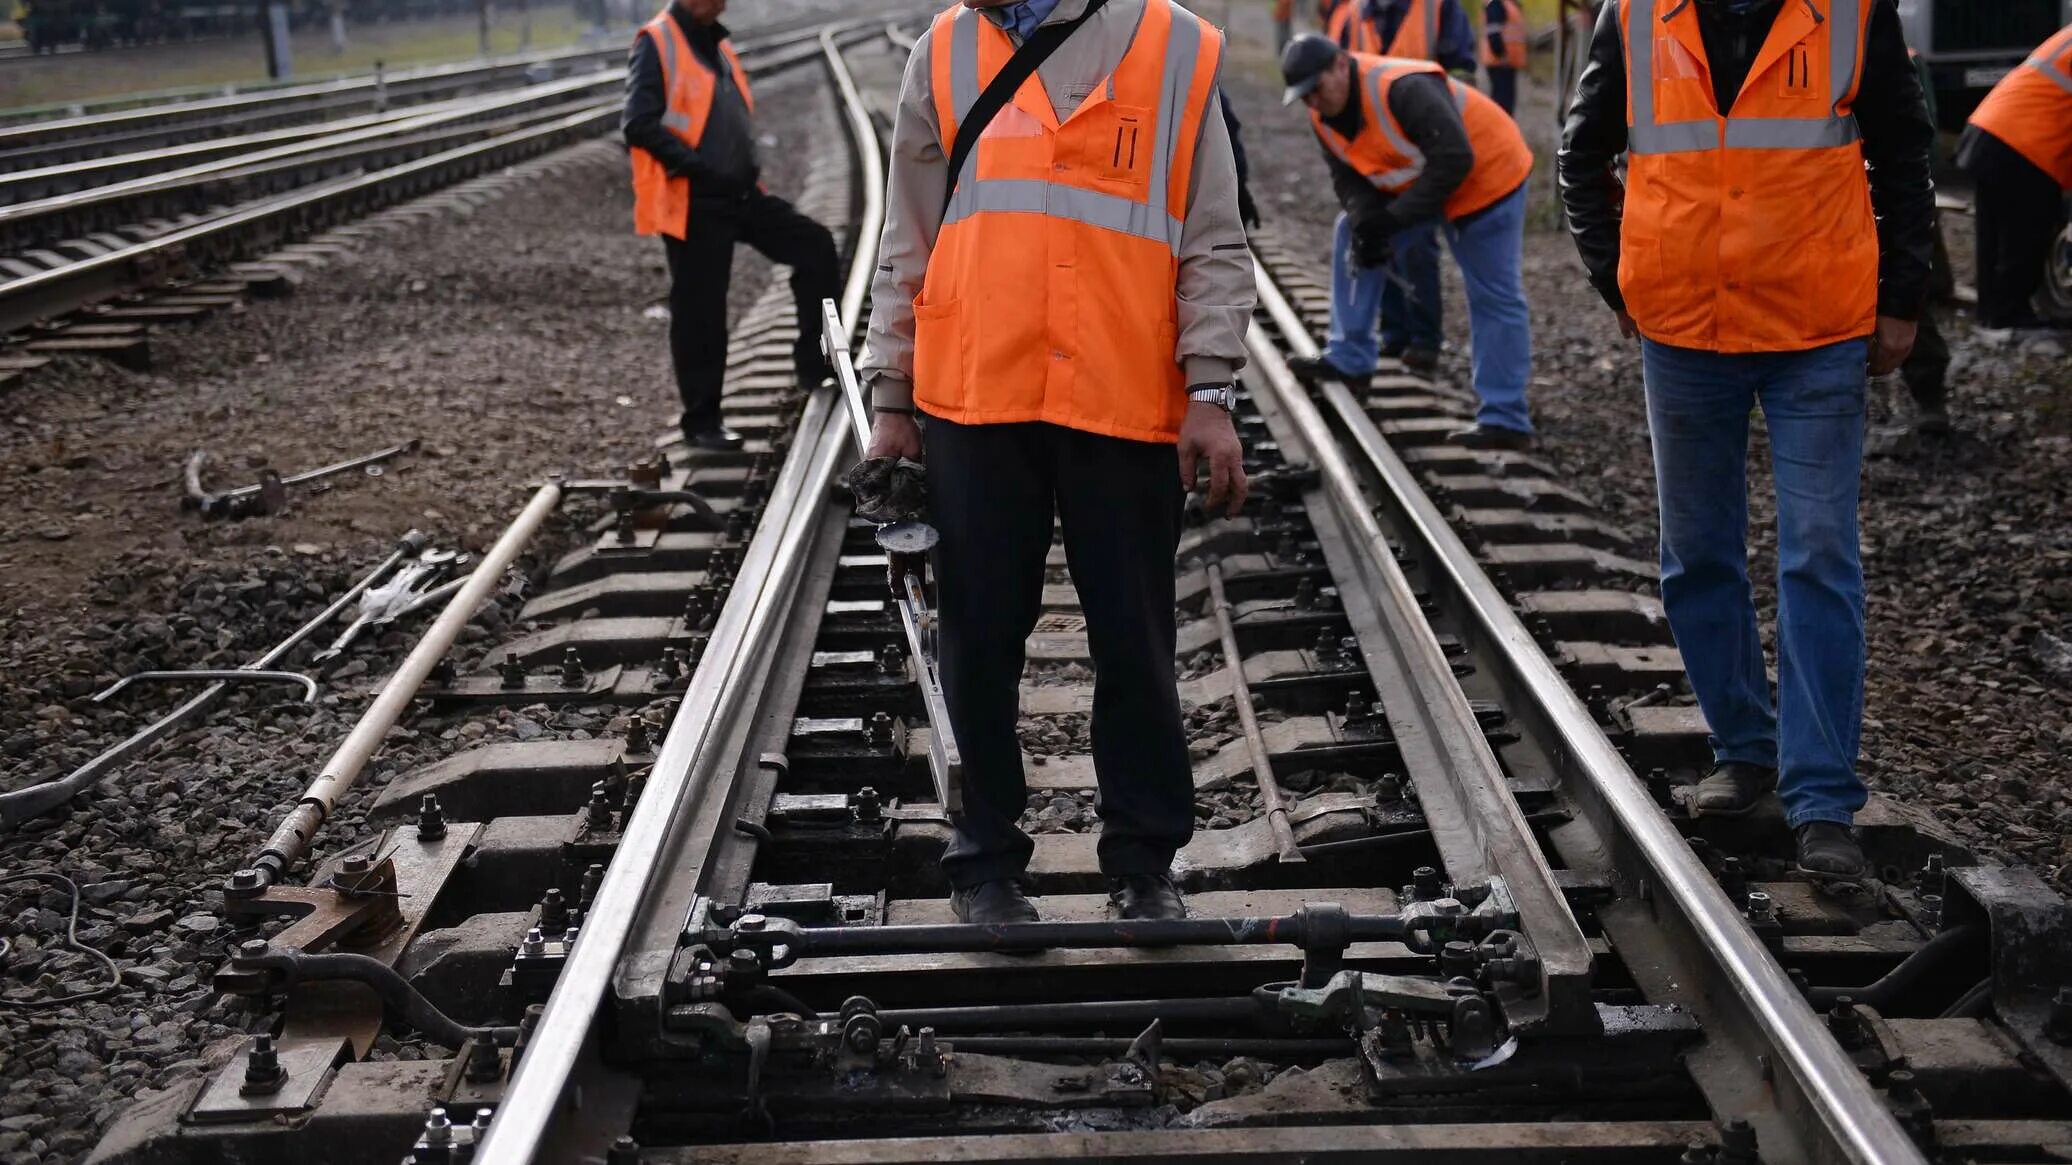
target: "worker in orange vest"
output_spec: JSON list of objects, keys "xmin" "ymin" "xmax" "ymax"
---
[
  {"xmin": 1559, "ymin": 0, "xmax": 1936, "ymax": 881},
  {"xmin": 623, "ymin": 0, "xmax": 839, "ymax": 450},
  {"xmin": 1324, "ymin": 0, "xmax": 1475, "ymax": 373},
  {"xmin": 1479, "ymin": 0, "xmax": 1526, "ymax": 115},
  {"xmin": 1959, "ymin": 23, "xmax": 2072, "ymax": 331},
  {"xmin": 1282, "ymin": 35, "xmax": 1536, "ymax": 447},
  {"xmin": 1273, "ymin": 0, "xmax": 1294, "ymax": 48},
  {"xmin": 856, "ymin": 0, "xmax": 1255, "ymax": 926}
]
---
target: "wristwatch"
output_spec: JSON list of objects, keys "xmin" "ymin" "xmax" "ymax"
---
[{"xmin": 1187, "ymin": 383, "xmax": 1238, "ymax": 412}]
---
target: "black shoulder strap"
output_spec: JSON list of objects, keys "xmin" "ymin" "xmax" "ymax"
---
[{"xmin": 943, "ymin": 0, "xmax": 1110, "ymax": 210}]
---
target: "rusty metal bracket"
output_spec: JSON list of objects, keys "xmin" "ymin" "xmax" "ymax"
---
[{"xmin": 218, "ymin": 825, "xmax": 481, "ymax": 1057}]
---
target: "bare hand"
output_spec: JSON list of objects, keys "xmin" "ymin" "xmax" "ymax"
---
[
  {"xmin": 1869, "ymin": 315, "xmax": 1918, "ymax": 377},
  {"xmin": 1614, "ymin": 310, "xmax": 1638, "ymax": 340},
  {"xmin": 1177, "ymin": 401, "xmax": 1248, "ymax": 518},
  {"xmin": 866, "ymin": 411, "xmax": 922, "ymax": 461}
]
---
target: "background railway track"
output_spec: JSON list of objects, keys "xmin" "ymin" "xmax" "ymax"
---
[{"xmin": 0, "ymin": 8, "xmax": 2056, "ymax": 1165}]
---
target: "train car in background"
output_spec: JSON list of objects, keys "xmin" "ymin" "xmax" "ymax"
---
[{"xmin": 1900, "ymin": 0, "xmax": 2072, "ymax": 129}]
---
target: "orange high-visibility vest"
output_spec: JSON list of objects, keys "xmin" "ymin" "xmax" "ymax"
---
[
  {"xmin": 1968, "ymin": 23, "xmax": 2072, "ymax": 189},
  {"xmin": 1480, "ymin": 0, "xmax": 1526, "ymax": 68},
  {"xmin": 1274, "ymin": 0, "xmax": 1294, "ymax": 21},
  {"xmin": 914, "ymin": 0, "xmax": 1224, "ymax": 444},
  {"xmin": 1331, "ymin": 0, "xmax": 1439, "ymax": 59},
  {"xmin": 1309, "ymin": 54, "xmax": 1533, "ymax": 220},
  {"xmin": 628, "ymin": 11, "xmax": 754, "ymax": 239},
  {"xmin": 1617, "ymin": 0, "xmax": 1878, "ymax": 352}
]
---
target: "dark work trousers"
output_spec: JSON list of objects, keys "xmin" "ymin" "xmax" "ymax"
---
[
  {"xmin": 1486, "ymin": 66, "xmax": 1518, "ymax": 117},
  {"xmin": 661, "ymin": 190, "xmax": 840, "ymax": 438},
  {"xmin": 924, "ymin": 417, "xmax": 1194, "ymax": 889},
  {"xmin": 1963, "ymin": 130, "xmax": 2066, "ymax": 329}
]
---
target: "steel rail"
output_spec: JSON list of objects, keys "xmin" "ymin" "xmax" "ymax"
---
[
  {"xmin": 0, "ymin": 23, "xmax": 870, "ymax": 336},
  {"xmin": 1249, "ymin": 265, "xmax": 1924, "ymax": 1164},
  {"xmin": 472, "ymin": 26, "xmax": 888, "ymax": 1163},
  {"xmin": 0, "ymin": 71, "xmax": 623, "ymax": 216},
  {"xmin": 1240, "ymin": 291, "xmax": 1594, "ymax": 1034}
]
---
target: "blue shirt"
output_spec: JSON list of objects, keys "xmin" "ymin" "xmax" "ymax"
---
[{"xmin": 996, "ymin": 0, "xmax": 1065, "ymax": 40}]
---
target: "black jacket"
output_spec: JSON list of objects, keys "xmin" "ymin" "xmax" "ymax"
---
[
  {"xmin": 1321, "ymin": 70, "xmax": 1478, "ymax": 238},
  {"xmin": 1556, "ymin": 0, "xmax": 1936, "ymax": 321},
  {"xmin": 621, "ymin": 9, "xmax": 758, "ymax": 203}
]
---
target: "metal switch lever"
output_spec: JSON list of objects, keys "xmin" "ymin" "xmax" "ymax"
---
[{"xmin": 93, "ymin": 669, "xmax": 318, "ymax": 704}]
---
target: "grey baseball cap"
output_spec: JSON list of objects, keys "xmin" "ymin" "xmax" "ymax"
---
[{"xmin": 1281, "ymin": 33, "xmax": 1342, "ymax": 105}]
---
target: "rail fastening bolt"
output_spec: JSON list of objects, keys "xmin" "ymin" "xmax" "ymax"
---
[
  {"xmin": 341, "ymin": 854, "xmax": 373, "ymax": 876},
  {"xmin": 561, "ymin": 647, "xmax": 586, "ymax": 687},
  {"xmin": 242, "ymin": 1034, "xmax": 286, "ymax": 1094},
  {"xmin": 237, "ymin": 939, "xmax": 271, "ymax": 962},
  {"xmin": 587, "ymin": 783, "xmax": 614, "ymax": 831},
  {"xmin": 423, "ymin": 1107, "xmax": 453, "ymax": 1145},
  {"xmin": 519, "ymin": 927, "xmax": 547, "ymax": 958},
  {"xmin": 229, "ymin": 868, "xmax": 263, "ymax": 892},
  {"xmin": 1745, "ymin": 891, "xmax": 1774, "ymax": 923},
  {"xmin": 418, "ymin": 794, "xmax": 447, "ymax": 841},
  {"xmin": 736, "ymin": 913, "xmax": 766, "ymax": 933},
  {"xmin": 607, "ymin": 1134, "xmax": 642, "ymax": 1165},
  {"xmin": 1918, "ymin": 894, "xmax": 1942, "ymax": 929},
  {"xmin": 539, "ymin": 888, "xmax": 569, "ymax": 934},
  {"xmin": 1412, "ymin": 866, "xmax": 1442, "ymax": 900}
]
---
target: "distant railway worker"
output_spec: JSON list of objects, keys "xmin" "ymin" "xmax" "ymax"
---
[
  {"xmin": 856, "ymin": 0, "xmax": 1255, "ymax": 926},
  {"xmin": 1324, "ymin": 0, "xmax": 1477, "ymax": 373},
  {"xmin": 1274, "ymin": 0, "xmax": 1294, "ymax": 49},
  {"xmin": 1282, "ymin": 35, "xmax": 1537, "ymax": 448},
  {"xmin": 1480, "ymin": 0, "xmax": 1527, "ymax": 116},
  {"xmin": 622, "ymin": 0, "xmax": 840, "ymax": 451},
  {"xmin": 1558, "ymin": 0, "xmax": 1936, "ymax": 879},
  {"xmin": 1960, "ymin": 23, "xmax": 2072, "ymax": 333}
]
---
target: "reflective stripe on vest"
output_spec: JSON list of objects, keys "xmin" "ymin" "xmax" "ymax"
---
[
  {"xmin": 1480, "ymin": 0, "xmax": 1526, "ymax": 68},
  {"xmin": 941, "ymin": 3, "xmax": 1203, "ymax": 255},
  {"xmin": 1626, "ymin": 0, "xmax": 1860, "ymax": 154}
]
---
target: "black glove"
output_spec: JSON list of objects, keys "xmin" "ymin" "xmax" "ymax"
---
[
  {"xmin": 1237, "ymin": 181, "xmax": 1262, "ymax": 230},
  {"xmin": 1351, "ymin": 225, "xmax": 1393, "ymax": 271}
]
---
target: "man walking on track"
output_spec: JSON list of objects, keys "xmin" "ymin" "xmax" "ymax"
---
[
  {"xmin": 856, "ymin": 0, "xmax": 1255, "ymax": 926},
  {"xmin": 1959, "ymin": 23, "xmax": 2072, "ymax": 333},
  {"xmin": 1559, "ymin": 0, "xmax": 1935, "ymax": 880},
  {"xmin": 623, "ymin": 0, "xmax": 840, "ymax": 451},
  {"xmin": 1481, "ymin": 0, "xmax": 1526, "ymax": 115},
  {"xmin": 1282, "ymin": 34, "xmax": 1537, "ymax": 448}
]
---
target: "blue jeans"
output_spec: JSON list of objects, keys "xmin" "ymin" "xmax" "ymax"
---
[
  {"xmin": 1641, "ymin": 337, "xmax": 1870, "ymax": 828},
  {"xmin": 1325, "ymin": 213, "xmax": 1442, "ymax": 370},
  {"xmin": 1323, "ymin": 185, "xmax": 1534, "ymax": 433}
]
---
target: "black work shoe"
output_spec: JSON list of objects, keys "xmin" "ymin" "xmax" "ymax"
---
[
  {"xmin": 950, "ymin": 880, "xmax": 1040, "ymax": 925},
  {"xmin": 1691, "ymin": 762, "xmax": 1777, "ymax": 817},
  {"xmin": 1400, "ymin": 347, "xmax": 1440, "ymax": 373},
  {"xmin": 1796, "ymin": 822, "xmax": 1867, "ymax": 882},
  {"xmin": 1446, "ymin": 423, "xmax": 1535, "ymax": 451},
  {"xmin": 1108, "ymin": 873, "xmax": 1186, "ymax": 921},
  {"xmin": 1286, "ymin": 354, "xmax": 1370, "ymax": 388},
  {"xmin": 685, "ymin": 426, "xmax": 745, "ymax": 451}
]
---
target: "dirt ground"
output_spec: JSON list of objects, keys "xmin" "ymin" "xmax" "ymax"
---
[{"xmin": 1219, "ymin": 15, "xmax": 2072, "ymax": 889}]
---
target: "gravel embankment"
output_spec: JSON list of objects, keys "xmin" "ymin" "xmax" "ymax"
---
[
  {"xmin": 1220, "ymin": 24, "xmax": 2070, "ymax": 891},
  {"xmin": 0, "ymin": 62, "xmax": 838, "ymax": 1164}
]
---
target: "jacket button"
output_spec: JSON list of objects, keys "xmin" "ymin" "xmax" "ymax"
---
[
  {"xmin": 1725, "ymin": 280, "xmax": 1740, "ymax": 290},
  {"xmin": 1729, "ymin": 187, "xmax": 1744, "ymax": 198},
  {"xmin": 1054, "ymin": 163, "xmax": 1068, "ymax": 172}
]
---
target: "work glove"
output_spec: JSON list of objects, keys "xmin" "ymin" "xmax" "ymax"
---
[
  {"xmin": 843, "ymin": 456, "xmax": 928, "ymax": 525},
  {"xmin": 1351, "ymin": 225, "xmax": 1393, "ymax": 271},
  {"xmin": 1237, "ymin": 181, "xmax": 1262, "ymax": 231}
]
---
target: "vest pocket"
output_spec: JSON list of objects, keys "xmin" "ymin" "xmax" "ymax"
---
[
  {"xmin": 912, "ymin": 297, "xmax": 966, "ymax": 413},
  {"xmin": 1070, "ymin": 103, "xmax": 1156, "ymax": 192}
]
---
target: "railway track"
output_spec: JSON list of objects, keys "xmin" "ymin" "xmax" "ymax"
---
[
  {"xmin": 0, "ymin": 16, "xmax": 876, "ymax": 371},
  {"xmin": 75, "ymin": 16, "xmax": 2072, "ymax": 1165}
]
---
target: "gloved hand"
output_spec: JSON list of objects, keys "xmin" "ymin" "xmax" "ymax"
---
[
  {"xmin": 1351, "ymin": 225, "xmax": 1393, "ymax": 271},
  {"xmin": 843, "ymin": 455, "xmax": 928, "ymax": 525},
  {"xmin": 1237, "ymin": 181, "xmax": 1262, "ymax": 230}
]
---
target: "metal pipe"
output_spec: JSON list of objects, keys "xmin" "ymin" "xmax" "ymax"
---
[
  {"xmin": 92, "ymin": 669, "xmax": 317, "ymax": 704},
  {"xmin": 1249, "ymin": 267, "xmax": 1924, "ymax": 1164},
  {"xmin": 476, "ymin": 32, "xmax": 888, "ymax": 1162},
  {"xmin": 875, "ymin": 996, "xmax": 1274, "ymax": 1032},
  {"xmin": 782, "ymin": 911, "xmax": 1406, "ymax": 957},
  {"xmin": 0, "ymin": 531, "xmax": 425, "ymax": 832},
  {"xmin": 253, "ymin": 483, "xmax": 563, "ymax": 881},
  {"xmin": 1205, "ymin": 562, "xmax": 1303, "ymax": 863},
  {"xmin": 942, "ymin": 1035, "xmax": 1346, "ymax": 1058}
]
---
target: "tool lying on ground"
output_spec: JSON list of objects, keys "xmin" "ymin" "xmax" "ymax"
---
[
  {"xmin": 312, "ymin": 547, "xmax": 468, "ymax": 664},
  {"xmin": 184, "ymin": 438, "xmax": 420, "ymax": 519},
  {"xmin": 0, "ymin": 531, "xmax": 429, "ymax": 831},
  {"xmin": 823, "ymin": 298, "xmax": 963, "ymax": 815}
]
